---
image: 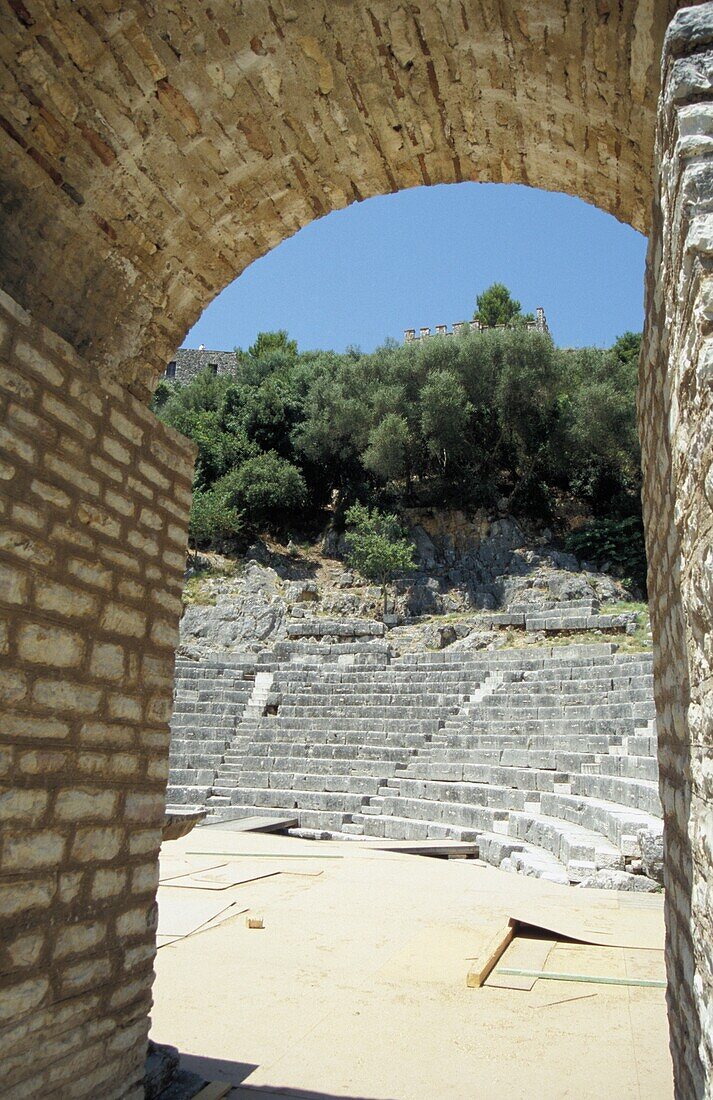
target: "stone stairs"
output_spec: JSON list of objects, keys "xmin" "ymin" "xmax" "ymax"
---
[
  {"xmin": 166, "ymin": 657, "xmax": 257, "ymax": 807},
  {"xmin": 166, "ymin": 641, "xmax": 663, "ymax": 886}
]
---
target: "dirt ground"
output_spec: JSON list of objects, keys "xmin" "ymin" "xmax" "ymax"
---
[{"xmin": 151, "ymin": 827, "xmax": 672, "ymax": 1100}]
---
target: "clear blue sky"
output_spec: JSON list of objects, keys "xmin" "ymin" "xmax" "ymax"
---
[{"xmin": 183, "ymin": 182, "xmax": 647, "ymax": 353}]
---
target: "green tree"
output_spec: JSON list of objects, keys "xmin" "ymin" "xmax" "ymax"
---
[
  {"xmin": 248, "ymin": 330, "xmax": 298, "ymax": 360},
  {"xmin": 492, "ymin": 330, "xmax": 562, "ymax": 506},
  {"xmin": 188, "ymin": 487, "xmax": 243, "ymax": 561},
  {"xmin": 419, "ymin": 370, "xmax": 473, "ymax": 476},
  {"xmin": 151, "ymin": 379, "xmax": 173, "ymax": 410},
  {"xmin": 474, "ymin": 283, "xmax": 526, "ymax": 328},
  {"xmin": 216, "ymin": 451, "xmax": 307, "ymax": 531},
  {"xmin": 610, "ymin": 331, "xmax": 642, "ymax": 371},
  {"xmin": 362, "ymin": 413, "xmax": 412, "ymax": 483},
  {"xmin": 344, "ymin": 503, "xmax": 416, "ymax": 617}
]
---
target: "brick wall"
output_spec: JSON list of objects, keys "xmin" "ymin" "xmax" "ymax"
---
[
  {"xmin": 0, "ymin": 288, "xmax": 194, "ymax": 1098},
  {"xmin": 640, "ymin": 7, "xmax": 713, "ymax": 1096}
]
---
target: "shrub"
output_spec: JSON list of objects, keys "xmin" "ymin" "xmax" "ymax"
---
[
  {"xmin": 344, "ymin": 503, "xmax": 416, "ymax": 616},
  {"xmin": 188, "ymin": 488, "xmax": 243, "ymax": 558},
  {"xmin": 217, "ymin": 451, "xmax": 307, "ymax": 530},
  {"xmin": 565, "ymin": 515, "xmax": 647, "ymax": 594}
]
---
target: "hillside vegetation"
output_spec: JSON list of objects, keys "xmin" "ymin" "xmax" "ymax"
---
[{"xmin": 153, "ymin": 292, "xmax": 644, "ymax": 590}]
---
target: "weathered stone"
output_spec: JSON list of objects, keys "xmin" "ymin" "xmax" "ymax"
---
[
  {"xmin": 144, "ymin": 1041, "xmax": 181, "ymax": 1100},
  {"xmin": 577, "ymin": 869, "xmax": 662, "ymax": 892},
  {"xmin": 638, "ymin": 827, "xmax": 665, "ymax": 885}
]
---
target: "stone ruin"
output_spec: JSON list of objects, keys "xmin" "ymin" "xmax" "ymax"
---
[
  {"xmin": 404, "ymin": 305, "xmax": 551, "ymax": 342},
  {"xmin": 1, "ymin": 3, "xmax": 712, "ymax": 1097},
  {"xmin": 167, "ymin": 641, "xmax": 663, "ymax": 890}
]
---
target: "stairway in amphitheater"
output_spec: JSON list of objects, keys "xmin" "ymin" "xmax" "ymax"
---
[{"xmin": 166, "ymin": 641, "xmax": 662, "ymax": 886}]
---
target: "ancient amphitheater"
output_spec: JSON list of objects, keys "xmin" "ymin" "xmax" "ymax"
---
[
  {"xmin": 167, "ymin": 633, "xmax": 663, "ymax": 888},
  {"xmin": 2, "ymin": 2, "xmax": 713, "ymax": 1098}
]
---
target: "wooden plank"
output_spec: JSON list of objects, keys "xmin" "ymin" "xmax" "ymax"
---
[
  {"xmin": 187, "ymin": 850, "xmax": 342, "ymax": 860},
  {"xmin": 494, "ymin": 968, "xmax": 667, "ymax": 989},
  {"xmin": 199, "ymin": 815, "xmax": 298, "ymax": 833},
  {"xmin": 365, "ymin": 839, "xmax": 480, "ymax": 858},
  {"xmin": 485, "ymin": 936, "xmax": 557, "ymax": 990},
  {"xmin": 508, "ymin": 900, "xmax": 664, "ymax": 950},
  {"xmin": 466, "ymin": 920, "xmax": 516, "ymax": 988}
]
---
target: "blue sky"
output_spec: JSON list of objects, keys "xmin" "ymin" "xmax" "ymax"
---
[{"xmin": 183, "ymin": 182, "xmax": 647, "ymax": 353}]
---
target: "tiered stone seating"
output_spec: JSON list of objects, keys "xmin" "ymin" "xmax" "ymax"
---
[
  {"xmin": 166, "ymin": 657, "xmax": 257, "ymax": 807},
  {"xmin": 361, "ymin": 647, "xmax": 660, "ymax": 881},
  {"xmin": 489, "ymin": 598, "xmax": 637, "ymax": 633},
  {"xmin": 205, "ymin": 655, "xmax": 488, "ymax": 832},
  {"xmin": 169, "ymin": 640, "xmax": 662, "ymax": 886}
]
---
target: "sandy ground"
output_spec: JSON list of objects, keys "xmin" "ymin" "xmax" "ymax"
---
[{"xmin": 150, "ymin": 828, "xmax": 672, "ymax": 1100}]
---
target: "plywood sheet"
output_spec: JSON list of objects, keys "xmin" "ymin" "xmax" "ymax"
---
[
  {"xmin": 164, "ymin": 862, "xmax": 280, "ymax": 891},
  {"xmin": 486, "ymin": 935, "xmax": 557, "ymax": 990},
  {"xmin": 157, "ymin": 887, "xmax": 246, "ymax": 937},
  {"xmin": 364, "ymin": 839, "xmax": 480, "ymax": 858},
  {"xmin": 509, "ymin": 897, "xmax": 664, "ymax": 950},
  {"xmin": 159, "ymin": 856, "xmax": 228, "ymax": 883},
  {"xmin": 199, "ymin": 815, "xmax": 298, "ymax": 833},
  {"xmin": 156, "ymin": 934, "xmax": 183, "ymax": 949}
]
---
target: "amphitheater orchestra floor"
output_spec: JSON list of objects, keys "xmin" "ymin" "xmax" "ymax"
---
[{"xmin": 150, "ymin": 825, "xmax": 672, "ymax": 1100}]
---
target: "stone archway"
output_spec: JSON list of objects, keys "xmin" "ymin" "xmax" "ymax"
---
[{"xmin": 0, "ymin": 3, "xmax": 710, "ymax": 1097}]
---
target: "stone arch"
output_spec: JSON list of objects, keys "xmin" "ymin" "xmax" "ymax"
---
[
  {"xmin": 1, "ymin": 1, "xmax": 677, "ymax": 394},
  {"xmin": 0, "ymin": 3, "xmax": 711, "ymax": 1098}
]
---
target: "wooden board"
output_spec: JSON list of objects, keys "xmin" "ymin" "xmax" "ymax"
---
[
  {"xmin": 159, "ymin": 857, "xmax": 228, "ymax": 883},
  {"xmin": 509, "ymin": 898, "xmax": 664, "ymax": 950},
  {"xmin": 157, "ymin": 888, "xmax": 247, "ymax": 937},
  {"xmin": 163, "ymin": 862, "xmax": 280, "ymax": 891},
  {"xmin": 466, "ymin": 921, "xmax": 515, "ymax": 988},
  {"xmin": 486, "ymin": 936, "xmax": 557, "ymax": 990},
  {"xmin": 193, "ymin": 1082, "xmax": 233, "ymax": 1099},
  {"xmin": 199, "ymin": 815, "xmax": 298, "ymax": 833},
  {"xmin": 365, "ymin": 839, "xmax": 480, "ymax": 858}
]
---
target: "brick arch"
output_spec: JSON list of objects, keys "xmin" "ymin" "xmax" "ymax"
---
[
  {"xmin": 1, "ymin": 1, "xmax": 678, "ymax": 397},
  {"xmin": 0, "ymin": 3, "xmax": 712, "ymax": 1099}
]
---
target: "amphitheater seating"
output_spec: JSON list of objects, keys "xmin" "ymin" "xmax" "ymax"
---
[
  {"xmin": 167, "ymin": 641, "xmax": 662, "ymax": 884},
  {"xmin": 166, "ymin": 657, "xmax": 257, "ymax": 806},
  {"xmin": 490, "ymin": 597, "xmax": 637, "ymax": 634}
]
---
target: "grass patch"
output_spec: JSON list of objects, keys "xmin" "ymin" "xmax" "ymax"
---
[
  {"xmin": 182, "ymin": 559, "xmax": 243, "ymax": 605},
  {"xmin": 182, "ymin": 577, "xmax": 216, "ymax": 606},
  {"xmin": 601, "ymin": 600, "xmax": 649, "ymax": 615},
  {"xmin": 500, "ymin": 627, "xmax": 652, "ymax": 654}
]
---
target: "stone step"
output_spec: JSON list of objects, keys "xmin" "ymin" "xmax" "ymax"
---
[
  {"xmin": 476, "ymin": 832, "xmax": 570, "ymax": 885},
  {"xmin": 539, "ymin": 791, "xmax": 660, "ymax": 854},
  {"xmin": 507, "ymin": 811, "xmax": 625, "ymax": 880}
]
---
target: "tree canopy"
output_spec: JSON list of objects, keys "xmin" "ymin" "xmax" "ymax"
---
[
  {"xmin": 344, "ymin": 503, "xmax": 416, "ymax": 616},
  {"xmin": 153, "ymin": 309, "xmax": 644, "ymax": 587},
  {"xmin": 473, "ymin": 282, "xmax": 533, "ymax": 327}
]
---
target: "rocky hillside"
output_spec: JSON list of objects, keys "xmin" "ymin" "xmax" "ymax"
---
[{"xmin": 179, "ymin": 511, "xmax": 649, "ymax": 659}]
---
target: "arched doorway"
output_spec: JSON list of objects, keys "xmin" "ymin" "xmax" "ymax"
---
[{"xmin": 0, "ymin": 3, "xmax": 709, "ymax": 1096}]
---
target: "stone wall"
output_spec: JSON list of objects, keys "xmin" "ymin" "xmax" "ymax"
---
[
  {"xmin": 0, "ymin": 289, "xmax": 194, "ymax": 1097},
  {"xmin": 165, "ymin": 349, "xmax": 238, "ymax": 385},
  {"xmin": 404, "ymin": 306, "xmax": 550, "ymax": 342},
  {"xmin": 639, "ymin": 6, "xmax": 713, "ymax": 1096}
]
